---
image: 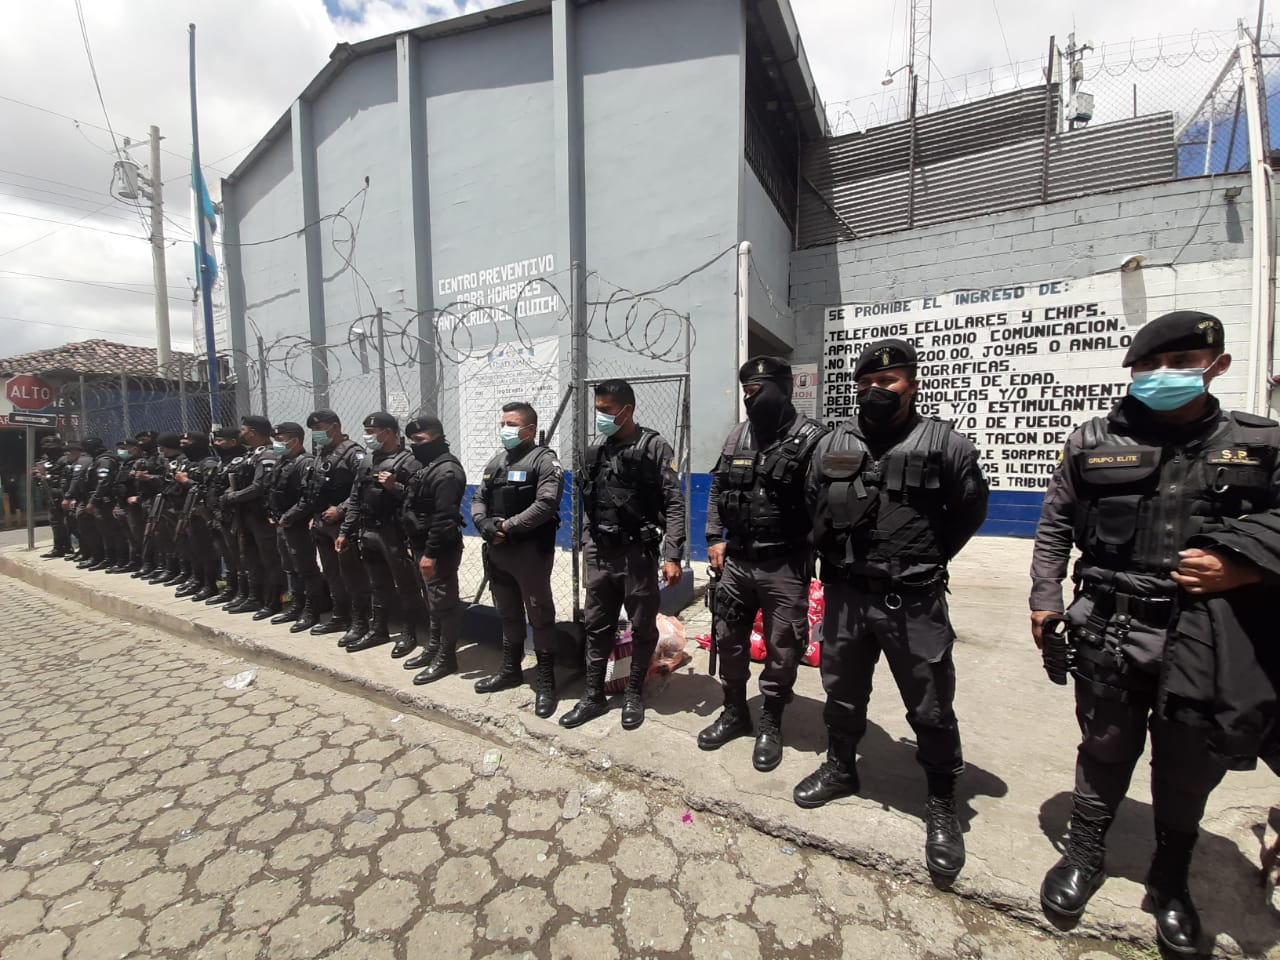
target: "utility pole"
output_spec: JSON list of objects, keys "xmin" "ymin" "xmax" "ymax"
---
[{"xmin": 148, "ymin": 126, "xmax": 171, "ymax": 373}]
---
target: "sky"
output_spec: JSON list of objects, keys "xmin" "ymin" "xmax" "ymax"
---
[{"xmin": 0, "ymin": 0, "xmax": 1267, "ymax": 360}]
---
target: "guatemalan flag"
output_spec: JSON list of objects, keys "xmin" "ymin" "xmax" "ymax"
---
[{"xmin": 191, "ymin": 161, "xmax": 218, "ymax": 286}]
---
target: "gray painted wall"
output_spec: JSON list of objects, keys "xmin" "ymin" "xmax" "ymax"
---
[{"xmin": 743, "ymin": 166, "xmax": 795, "ymax": 350}]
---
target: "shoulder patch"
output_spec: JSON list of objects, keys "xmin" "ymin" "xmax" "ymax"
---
[{"xmin": 1231, "ymin": 410, "xmax": 1280, "ymax": 428}]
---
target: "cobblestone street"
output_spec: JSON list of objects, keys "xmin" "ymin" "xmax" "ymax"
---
[{"xmin": 0, "ymin": 576, "xmax": 1123, "ymax": 960}]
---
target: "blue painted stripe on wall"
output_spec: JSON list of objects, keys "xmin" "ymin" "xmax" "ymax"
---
[{"xmin": 459, "ymin": 478, "xmax": 1045, "ymax": 553}]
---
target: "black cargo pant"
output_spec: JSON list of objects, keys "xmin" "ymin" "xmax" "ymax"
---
[
  {"xmin": 819, "ymin": 579, "xmax": 964, "ymax": 779},
  {"xmin": 360, "ymin": 525, "xmax": 427, "ymax": 626},
  {"xmin": 279, "ymin": 518, "xmax": 324, "ymax": 600},
  {"xmin": 314, "ymin": 517, "xmax": 370, "ymax": 608},
  {"xmin": 48, "ymin": 501, "xmax": 71, "ymax": 553},
  {"xmin": 124, "ymin": 501, "xmax": 145, "ymax": 562},
  {"xmin": 75, "ymin": 504, "xmax": 103, "ymax": 561},
  {"xmin": 714, "ymin": 547, "xmax": 810, "ymax": 703},
  {"xmin": 212, "ymin": 514, "xmax": 240, "ymax": 584},
  {"xmin": 95, "ymin": 507, "xmax": 126, "ymax": 564},
  {"xmin": 417, "ymin": 541, "xmax": 463, "ymax": 643},
  {"xmin": 240, "ymin": 508, "xmax": 283, "ymax": 593},
  {"xmin": 1073, "ymin": 665, "xmax": 1226, "ymax": 835},
  {"xmin": 488, "ymin": 537, "xmax": 557, "ymax": 653},
  {"xmin": 187, "ymin": 512, "xmax": 219, "ymax": 584},
  {"xmin": 583, "ymin": 538, "xmax": 658, "ymax": 682}
]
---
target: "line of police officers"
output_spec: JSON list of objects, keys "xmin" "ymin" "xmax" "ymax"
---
[{"xmin": 31, "ymin": 315, "xmax": 1274, "ymax": 953}]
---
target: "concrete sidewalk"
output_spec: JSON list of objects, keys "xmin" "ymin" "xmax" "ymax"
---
[{"xmin": 3, "ymin": 536, "xmax": 1278, "ymax": 957}]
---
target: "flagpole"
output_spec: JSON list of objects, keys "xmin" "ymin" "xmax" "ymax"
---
[{"xmin": 189, "ymin": 22, "xmax": 221, "ymax": 427}]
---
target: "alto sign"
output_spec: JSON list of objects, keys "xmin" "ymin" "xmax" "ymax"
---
[{"xmin": 5, "ymin": 374, "xmax": 56, "ymax": 411}]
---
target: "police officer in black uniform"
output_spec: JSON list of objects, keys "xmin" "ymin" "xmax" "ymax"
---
[
  {"xmin": 126, "ymin": 431, "xmax": 166, "ymax": 578},
  {"xmin": 303, "ymin": 410, "xmax": 371, "ymax": 639},
  {"xmin": 61, "ymin": 440, "xmax": 92, "ymax": 562},
  {"xmin": 149, "ymin": 433, "xmax": 189, "ymax": 586},
  {"xmin": 560, "ymin": 380, "xmax": 686, "ymax": 730},
  {"xmin": 269, "ymin": 421, "xmax": 322, "ymax": 628},
  {"xmin": 699, "ymin": 357, "xmax": 828, "ymax": 768},
  {"xmin": 223, "ymin": 415, "xmax": 283, "ymax": 618},
  {"xmin": 32, "ymin": 436, "xmax": 71, "ymax": 558},
  {"xmin": 207, "ymin": 427, "xmax": 248, "ymax": 606},
  {"xmin": 337, "ymin": 412, "xmax": 429, "ymax": 657},
  {"xmin": 471, "ymin": 401, "xmax": 565, "ymax": 715},
  {"xmin": 401, "ymin": 415, "xmax": 468, "ymax": 684},
  {"xmin": 1029, "ymin": 311, "xmax": 1274, "ymax": 954},
  {"xmin": 172, "ymin": 432, "xmax": 217, "ymax": 598},
  {"xmin": 76, "ymin": 438, "xmax": 116, "ymax": 570},
  {"xmin": 106, "ymin": 438, "xmax": 142, "ymax": 573},
  {"xmin": 799, "ymin": 338, "xmax": 988, "ymax": 884}
]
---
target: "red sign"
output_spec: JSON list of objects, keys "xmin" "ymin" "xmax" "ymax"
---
[{"xmin": 6, "ymin": 374, "xmax": 56, "ymax": 411}]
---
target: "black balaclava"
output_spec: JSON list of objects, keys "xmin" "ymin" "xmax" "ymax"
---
[
  {"xmin": 409, "ymin": 436, "xmax": 448, "ymax": 465},
  {"xmin": 744, "ymin": 381, "xmax": 793, "ymax": 444},
  {"xmin": 184, "ymin": 434, "xmax": 211, "ymax": 460}
]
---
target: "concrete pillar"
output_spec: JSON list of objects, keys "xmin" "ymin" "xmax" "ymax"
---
[
  {"xmin": 397, "ymin": 33, "xmax": 437, "ymax": 414},
  {"xmin": 292, "ymin": 98, "xmax": 329, "ymax": 410},
  {"xmin": 219, "ymin": 182, "xmax": 251, "ymax": 420}
]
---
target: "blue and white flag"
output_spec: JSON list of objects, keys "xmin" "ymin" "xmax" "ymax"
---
[{"xmin": 191, "ymin": 161, "xmax": 218, "ymax": 285}]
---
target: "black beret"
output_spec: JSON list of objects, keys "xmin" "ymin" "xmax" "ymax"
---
[
  {"xmin": 363, "ymin": 411, "xmax": 398, "ymax": 432},
  {"xmin": 241, "ymin": 415, "xmax": 272, "ymax": 436},
  {"xmin": 739, "ymin": 355, "xmax": 792, "ymax": 385},
  {"xmin": 40, "ymin": 435, "xmax": 63, "ymax": 447},
  {"xmin": 1122, "ymin": 310, "xmax": 1225, "ymax": 367},
  {"xmin": 117, "ymin": 438, "xmax": 134, "ymax": 447},
  {"xmin": 65, "ymin": 440, "xmax": 84, "ymax": 451},
  {"xmin": 134, "ymin": 429, "xmax": 157, "ymax": 441},
  {"xmin": 306, "ymin": 409, "xmax": 340, "ymax": 428},
  {"xmin": 853, "ymin": 338, "xmax": 918, "ymax": 380},
  {"xmin": 156, "ymin": 432, "xmax": 183, "ymax": 449},
  {"xmin": 83, "ymin": 438, "xmax": 105, "ymax": 455},
  {"xmin": 273, "ymin": 421, "xmax": 305, "ymax": 439},
  {"xmin": 405, "ymin": 415, "xmax": 444, "ymax": 437},
  {"xmin": 212, "ymin": 426, "xmax": 241, "ymax": 440}
]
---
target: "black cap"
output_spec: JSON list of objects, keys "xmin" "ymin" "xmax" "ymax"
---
[
  {"xmin": 306, "ymin": 409, "xmax": 340, "ymax": 428},
  {"xmin": 1122, "ymin": 310, "xmax": 1225, "ymax": 367},
  {"xmin": 40, "ymin": 435, "xmax": 63, "ymax": 448},
  {"xmin": 853, "ymin": 338, "xmax": 918, "ymax": 380},
  {"xmin": 65, "ymin": 439, "xmax": 84, "ymax": 451},
  {"xmin": 739, "ymin": 356, "xmax": 792, "ymax": 385},
  {"xmin": 405, "ymin": 415, "xmax": 444, "ymax": 437},
  {"xmin": 241, "ymin": 415, "xmax": 272, "ymax": 436},
  {"xmin": 273, "ymin": 421, "xmax": 305, "ymax": 439},
  {"xmin": 134, "ymin": 429, "xmax": 157, "ymax": 441},
  {"xmin": 363, "ymin": 412, "xmax": 398, "ymax": 432},
  {"xmin": 157, "ymin": 432, "xmax": 183, "ymax": 450},
  {"xmin": 212, "ymin": 426, "xmax": 241, "ymax": 440}
]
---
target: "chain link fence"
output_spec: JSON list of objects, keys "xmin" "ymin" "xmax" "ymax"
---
[{"xmin": 68, "ymin": 357, "xmax": 219, "ymax": 444}]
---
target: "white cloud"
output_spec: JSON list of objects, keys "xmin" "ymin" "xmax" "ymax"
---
[{"xmin": 0, "ymin": 0, "xmax": 1267, "ymax": 360}]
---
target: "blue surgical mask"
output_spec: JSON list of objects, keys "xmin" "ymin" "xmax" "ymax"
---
[
  {"xmin": 116, "ymin": 449, "xmax": 131, "ymax": 460},
  {"xmin": 499, "ymin": 425, "xmax": 524, "ymax": 450},
  {"xmin": 1129, "ymin": 368, "xmax": 1208, "ymax": 412},
  {"xmin": 272, "ymin": 441, "xmax": 288, "ymax": 455},
  {"xmin": 311, "ymin": 431, "xmax": 329, "ymax": 448},
  {"xmin": 363, "ymin": 433, "xmax": 380, "ymax": 449},
  {"xmin": 596, "ymin": 411, "xmax": 622, "ymax": 437}
]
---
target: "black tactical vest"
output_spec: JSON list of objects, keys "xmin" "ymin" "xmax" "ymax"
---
[
  {"xmin": 403, "ymin": 450, "xmax": 465, "ymax": 543},
  {"xmin": 306, "ymin": 439, "xmax": 365, "ymax": 510},
  {"xmin": 1072, "ymin": 411, "xmax": 1280, "ymax": 576},
  {"xmin": 357, "ymin": 448, "xmax": 418, "ymax": 525},
  {"xmin": 482, "ymin": 445, "xmax": 553, "ymax": 521},
  {"xmin": 717, "ymin": 417, "xmax": 825, "ymax": 546},
  {"xmin": 812, "ymin": 417, "xmax": 952, "ymax": 573},
  {"xmin": 583, "ymin": 428, "xmax": 662, "ymax": 540}
]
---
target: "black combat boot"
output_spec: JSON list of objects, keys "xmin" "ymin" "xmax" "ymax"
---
[
  {"xmin": 41, "ymin": 548, "xmax": 65, "ymax": 559},
  {"xmin": 474, "ymin": 638, "xmax": 524, "ymax": 693},
  {"xmin": 162, "ymin": 563, "xmax": 187, "ymax": 587},
  {"xmin": 532, "ymin": 651, "xmax": 558, "ymax": 718},
  {"xmin": 271, "ymin": 592, "xmax": 306, "ymax": 625},
  {"xmin": 794, "ymin": 738, "xmax": 860, "ymax": 808},
  {"xmin": 1146, "ymin": 825, "xmax": 1201, "ymax": 956},
  {"xmin": 1040, "ymin": 797, "xmax": 1111, "ymax": 920},
  {"xmin": 175, "ymin": 573, "xmax": 203, "ymax": 597},
  {"xmin": 132, "ymin": 558, "xmax": 153, "ymax": 578},
  {"xmin": 698, "ymin": 685, "xmax": 753, "ymax": 750},
  {"xmin": 620, "ymin": 647, "xmax": 650, "ymax": 730},
  {"xmin": 391, "ymin": 610, "xmax": 423, "ymax": 659},
  {"xmin": 404, "ymin": 620, "xmax": 441, "ymax": 670},
  {"xmin": 227, "ymin": 582, "xmax": 262, "ymax": 615},
  {"xmin": 253, "ymin": 588, "xmax": 284, "ymax": 621},
  {"xmin": 347, "ymin": 602, "xmax": 390, "ymax": 652},
  {"xmin": 312, "ymin": 596, "xmax": 351, "ymax": 635},
  {"xmin": 145, "ymin": 563, "xmax": 169, "ymax": 583},
  {"xmin": 559, "ymin": 652, "xmax": 609, "ymax": 729},
  {"xmin": 290, "ymin": 593, "xmax": 322, "ymax": 633},
  {"xmin": 208, "ymin": 575, "xmax": 240, "ymax": 605},
  {"xmin": 414, "ymin": 623, "xmax": 459, "ymax": 685},
  {"xmin": 338, "ymin": 598, "xmax": 370, "ymax": 648},
  {"xmin": 924, "ymin": 774, "xmax": 966, "ymax": 881},
  {"xmin": 753, "ymin": 698, "xmax": 786, "ymax": 771},
  {"xmin": 192, "ymin": 574, "xmax": 220, "ymax": 603}
]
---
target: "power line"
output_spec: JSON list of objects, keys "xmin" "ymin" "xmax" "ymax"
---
[
  {"xmin": 0, "ymin": 211, "xmax": 146, "ymax": 242},
  {"xmin": 990, "ymin": 0, "xmax": 1019, "ymax": 82},
  {"xmin": 0, "ymin": 166, "xmax": 105, "ymax": 200},
  {"xmin": 0, "ymin": 269, "xmax": 188, "ymax": 292},
  {"xmin": 0, "ymin": 314, "xmax": 178, "ymax": 344},
  {"xmin": 0, "ymin": 272, "xmax": 191, "ymax": 304},
  {"xmin": 0, "ymin": 203, "xmax": 116, "ymax": 259},
  {"xmin": 0, "ymin": 190, "xmax": 150, "ymax": 225}
]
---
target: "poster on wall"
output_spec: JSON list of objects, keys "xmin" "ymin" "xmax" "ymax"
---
[
  {"xmin": 822, "ymin": 261, "xmax": 1251, "ymax": 492},
  {"xmin": 458, "ymin": 337, "xmax": 561, "ymax": 478},
  {"xmin": 792, "ymin": 364, "xmax": 819, "ymax": 419}
]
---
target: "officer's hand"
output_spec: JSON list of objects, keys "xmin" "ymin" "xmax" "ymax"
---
[
  {"xmin": 113, "ymin": 507, "xmax": 124, "ymax": 519},
  {"xmin": 707, "ymin": 542, "xmax": 727, "ymax": 575},
  {"xmin": 335, "ymin": 536, "xmax": 347, "ymax": 553},
  {"xmin": 661, "ymin": 562, "xmax": 682, "ymax": 588},
  {"xmin": 84, "ymin": 504, "xmax": 95, "ymax": 516},
  {"xmin": 419, "ymin": 556, "xmax": 437, "ymax": 580},
  {"xmin": 175, "ymin": 471, "xmax": 188, "ymax": 483},
  {"xmin": 61, "ymin": 499, "xmax": 71, "ymax": 511},
  {"xmin": 1030, "ymin": 610, "xmax": 1059, "ymax": 650},
  {"xmin": 321, "ymin": 506, "xmax": 341, "ymax": 524},
  {"xmin": 1172, "ymin": 548, "xmax": 1264, "ymax": 595},
  {"xmin": 268, "ymin": 518, "xmax": 277, "ymax": 526},
  {"xmin": 376, "ymin": 471, "xmax": 394, "ymax": 489},
  {"xmin": 127, "ymin": 496, "xmax": 138, "ymax": 505}
]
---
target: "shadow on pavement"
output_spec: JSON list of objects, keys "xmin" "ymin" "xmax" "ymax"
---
[{"xmin": 1038, "ymin": 790, "xmax": 1280, "ymax": 956}]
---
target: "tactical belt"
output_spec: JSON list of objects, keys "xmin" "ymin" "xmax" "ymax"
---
[
  {"xmin": 726, "ymin": 541, "xmax": 803, "ymax": 561},
  {"xmin": 1081, "ymin": 583, "xmax": 1175, "ymax": 627},
  {"xmin": 845, "ymin": 572, "xmax": 946, "ymax": 594}
]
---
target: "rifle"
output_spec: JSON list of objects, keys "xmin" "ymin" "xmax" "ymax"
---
[
  {"xmin": 705, "ymin": 570, "xmax": 720, "ymax": 676},
  {"xmin": 140, "ymin": 493, "xmax": 164, "ymax": 560},
  {"xmin": 175, "ymin": 482, "xmax": 199, "ymax": 537}
]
